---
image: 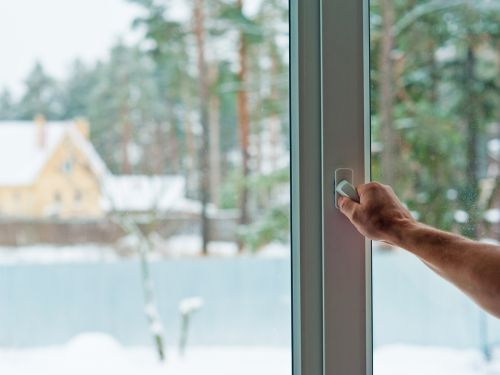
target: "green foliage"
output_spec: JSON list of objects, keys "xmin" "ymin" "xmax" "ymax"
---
[
  {"xmin": 238, "ymin": 204, "xmax": 289, "ymax": 253},
  {"xmin": 238, "ymin": 167, "xmax": 290, "ymax": 251},
  {"xmin": 371, "ymin": 0, "xmax": 500, "ymax": 237},
  {"xmin": 0, "ymin": 89, "xmax": 16, "ymax": 120},
  {"xmin": 219, "ymin": 170, "xmax": 242, "ymax": 209},
  {"xmin": 0, "ymin": 0, "xmax": 289, "ymax": 250},
  {"xmin": 17, "ymin": 62, "xmax": 62, "ymax": 120}
]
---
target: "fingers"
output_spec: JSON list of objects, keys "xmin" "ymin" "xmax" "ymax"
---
[
  {"xmin": 357, "ymin": 181, "xmax": 382, "ymax": 194},
  {"xmin": 338, "ymin": 196, "xmax": 358, "ymax": 220}
]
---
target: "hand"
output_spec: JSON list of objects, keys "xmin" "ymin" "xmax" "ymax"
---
[{"xmin": 338, "ymin": 182, "xmax": 417, "ymax": 245}]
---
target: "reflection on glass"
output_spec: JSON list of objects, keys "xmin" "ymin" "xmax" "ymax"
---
[
  {"xmin": 371, "ymin": 1, "xmax": 500, "ymax": 374},
  {"xmin": 0, "ymin": 1, "xmax": 290, "ymax": 374}
]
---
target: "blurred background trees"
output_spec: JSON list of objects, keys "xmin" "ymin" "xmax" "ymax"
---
[
  {"xmin": 370, "ymin": 0, "xmax": 500, "ymax": 239},
  {"xmin": 2, "ymin": 0, "xmax": 500, "ymax": 247},
  {"xmin": 0, "ymin": 0, "xmax": 289, "ymax": 252}
]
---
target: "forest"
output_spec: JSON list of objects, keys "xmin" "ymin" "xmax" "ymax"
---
[{"xmin": 1, "ymin": 0, "xmax": 500, "ymax": 250}]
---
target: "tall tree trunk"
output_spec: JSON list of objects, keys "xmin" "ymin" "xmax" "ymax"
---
[
  {"xmin": 237, "ymin": 0, "xmax": 251, "ymax": 251},
  {"xmin": 270, "ymin": 43, "xmax": 282, "ymax": 172},
  {"xmin": 209, "ymin": 65, "xmax": 222, "ymax": 207},
  {"xmin": 462, "ymin": 45, "xmax": 480, "ymax": 239},
  {"xmin": 154, "ymin": 121, "xmax": 166, "ymax": 174},
  {"xmin": 379, "ymin": 0, "xmax": 398, "ymax": 186},
  {"xmin": 429, "ymin": 41, "xmax": 438, "ymax": 104},
  {"xmin": 167, "ymin": 103, "xmax": 180, "ymax": 173},
  {"xmin": 193, "ymin": 0, "xmax": 210, "ymax": 255},
  {"xmin": 121, "ymin": 103, "xmax": 132, "ymax": 174},
  {"xmin": 182, "ymin": 83, "xmax": 199, "ymax": 196}
]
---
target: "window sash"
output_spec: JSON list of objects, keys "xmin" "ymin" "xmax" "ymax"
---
[
  {"xmin": 290, "ymin": 0, "xmax": 372, "ymax": 374},
  {"xmin": 290, "ymin": 0, "xmax": 324, "ymax": 373}
]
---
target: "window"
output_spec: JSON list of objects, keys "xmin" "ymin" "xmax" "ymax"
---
[
  {"xmin": 5, "ymin": 1, "xmax": 496, "ymax": 374},
  {"xmin": 74, "ymin": 190, "xmax": 82, "ymax": 205},
  {"xmin": 0, "ymin": 1, "xmax": 291, "ymax": 374},
  {"xmin": 62, "ymin": 159, "xmax": 74, "ymax": 174},
  {"xmin": 370, "ymin": 1, "xmax": 500, "ymax": 374},
  {"xmin": 54, "ymin": 191, "xmax": 62, "ymax": 203}
]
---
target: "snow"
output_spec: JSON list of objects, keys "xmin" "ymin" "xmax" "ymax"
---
[
  {"xmin": 2, "ymin": 333, "xmax": 500, "ymax": 375},
  {"xmin": 257, "ymin": 242, "xmax": 290, "ymax": 258},
  {"xmin": 0, "ymin": 333, "xmax": 291, "ymax": 375},
  {"xmin": 0, "ymin": 121, "xmax": 108, "ymax": 186},
  {"xmin": 149, "ymin": 322, "xmax": 164, "ymax": 335},
  {"xmin": 488, "ymin": 139, "xmax": 500, "ymax": 160},
  {"xmin": 160, "ymin": 235, "xmax": 290, "ymax": 258},
  {"xmin": 162, "ymin": 235, "xmax": 239, "ymax": 257},
  {"xmin": 454, "ymin": 210, "xmax": 469, "ymax": 224},
  {"xmin": 102, "ymin": 175, "xmax": 196, "ymax": 213},
  {"xmin": 0, "ymin": 244, "xmax": 118, "ymax": 264},
  {"xmin": 0, "ymin": 122, "xmax": 66, "ymax": 186},
  {"xmin": 484, "ymin": 208, "xmax": 500, "ymax": 224},
  {"xmin": 435, "ymin": 45, "xmax": 458, "ymax": 63},
  {"xmin": 0, "ymin": 239, "xmax": 290, "ymax": 264},
  {"xmin": 447, "ymin": 189, "xmax": 459, "ymax": 200},
  {"xmin": 179, "ymin": 297, "xmax": 204, "ymax": 314},
  {"xmin": 374, "ymin": 345, "xmax": 499, "ymax": 375}
]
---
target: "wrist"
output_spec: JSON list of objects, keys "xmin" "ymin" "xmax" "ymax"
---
[{"xmin": 385, "ymin": 218, "xmax": 421, "ymax": 248}]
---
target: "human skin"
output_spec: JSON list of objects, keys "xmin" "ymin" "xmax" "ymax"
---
[{"xmin": 338, "ymin": 182, "xmax": 500, "ymax": 318}]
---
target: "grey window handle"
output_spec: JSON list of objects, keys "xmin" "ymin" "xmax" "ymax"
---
[
  {"xmin": 336, "ymin": 180, "xmax": 360, "ymax": 202},
  {"xmin": 334, "ymin": 168, "xmax": 360, "ymax": 208}
]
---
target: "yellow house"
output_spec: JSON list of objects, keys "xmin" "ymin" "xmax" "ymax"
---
[{"xmin": 0, "ymin": 117, "xmax": 109, "ymax": 219}]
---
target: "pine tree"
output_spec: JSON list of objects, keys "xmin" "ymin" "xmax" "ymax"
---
[
  {"xmin": 18, "ymin": 62, "xmax": 61, "ymax": 120},
  {"xmin": 0, "ymin": 89, "xmax": 16, "ymax": 120}
]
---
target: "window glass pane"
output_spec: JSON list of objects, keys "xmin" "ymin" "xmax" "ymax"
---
[
  {"xmin": 0, "ymin": 1, "xmax": 291, "ymax": 374},
  {"xmin": 371, "ymin": 1, "xmax": 500, "ymax": 374}
]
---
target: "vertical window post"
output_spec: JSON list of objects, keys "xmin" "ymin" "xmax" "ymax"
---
[
  {"xmin": 321, "ymin": 0, "xmax": 372, "ymax": 374},
  {"xmin": 290, "ymin": 0, "xmax": 324, "ymax": 374},
  {"xmin": 291, "ymin": 0, "xmax": 371, "ymax": 373}
]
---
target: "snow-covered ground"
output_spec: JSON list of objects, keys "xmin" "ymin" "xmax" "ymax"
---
[
  {"xmin": 374, "ymin": 345, "xmax": 500, "ymax": 375},
  {"xmin": 0, "ymin": 334, "xmax": 291, "ymax": 375},
  {"xmin": 0, "ymin": 244, "xmax": 118, "ymax": 264},
  {"xmin": 0, "ymin": 238, "xmax": 290, "ymax": 264},
  {"xmin": 0, "ymin": 334, "xmax": 499, "ymax": 375},
  {"xmin": 160, "ymin": 235, "xmax": 289, "ymax": 258}
]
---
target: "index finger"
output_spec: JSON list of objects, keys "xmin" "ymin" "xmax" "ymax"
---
[{"xmin": 338, "ymin": 196, "xmax": 358, "ymax": 220}]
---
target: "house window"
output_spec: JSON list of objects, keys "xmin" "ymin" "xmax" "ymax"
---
[
  {"xmin": 62, "ymin": 159, "xmax": 73, "ymax": 174},
  {"xmin": 74, "ymin": 190, "xmax": 82, "ymax": 205}
]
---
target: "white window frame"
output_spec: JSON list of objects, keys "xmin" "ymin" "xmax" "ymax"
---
[{"xmin": 290, "ymin": 0, "xmax": 372, "ymax": 374}]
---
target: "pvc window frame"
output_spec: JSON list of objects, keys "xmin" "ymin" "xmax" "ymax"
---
[{"xmin": 290, "ymin": 0, "xmax": 372, "ymax": 374}]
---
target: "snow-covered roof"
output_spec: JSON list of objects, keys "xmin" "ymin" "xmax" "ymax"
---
[
  {"xmin": 0, "ymin": 121, "xmax": 108, "ymax": 186},
  {"xmin": 102, "ymin": 175, "xmax": 193, "ymax": 213}
]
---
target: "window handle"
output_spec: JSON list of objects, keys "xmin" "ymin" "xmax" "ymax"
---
[
  {"xmin": 334, "ymin": 168, "xmax": 360, "ymax": 208},
  {"xmin": 336, "ymin": 180, "xmax": 360, "ymax": 202}
]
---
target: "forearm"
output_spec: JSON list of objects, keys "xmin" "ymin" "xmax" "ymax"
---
[{"xmin": 391, "ymin": 222, "xmax": 500, "ymax": 318}]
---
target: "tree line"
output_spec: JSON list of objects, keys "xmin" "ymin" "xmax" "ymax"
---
[
  {"xmin": 2, "ymin": 0, "xmax": 500, "ymax": 249},
  {"xmin": 0, "ymin": 0, "xmax": 289, "ymax": 254},
  {"xmin": 371, "ymin": 0, "xmax": 500, "ymax": 239}
]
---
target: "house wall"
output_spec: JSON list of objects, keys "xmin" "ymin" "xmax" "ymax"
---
[
  {"xmin": 0, "ymin": 135, "xmax": 103, "ymax": 219},
  {"xmin": 0, "ymin": 186, "xmax": 34, "ymax": 217}
]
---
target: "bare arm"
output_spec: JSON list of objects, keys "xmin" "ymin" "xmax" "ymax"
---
[{"xmin": 338, "ymin": 182, "xmax": 500, "ymax": 318}]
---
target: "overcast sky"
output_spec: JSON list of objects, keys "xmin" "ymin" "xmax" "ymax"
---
[
  {"xmin": 0, "ymin": 0, "xmax": 272, "ymax": 97},
  {"xmin": 0, "ymin": 0, "xmax": 142, "ymax": 95}
]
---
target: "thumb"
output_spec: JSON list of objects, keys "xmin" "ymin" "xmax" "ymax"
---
[{"xmin": 338, "ymin": 196, "xmax": 358, "ymax": 220}]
